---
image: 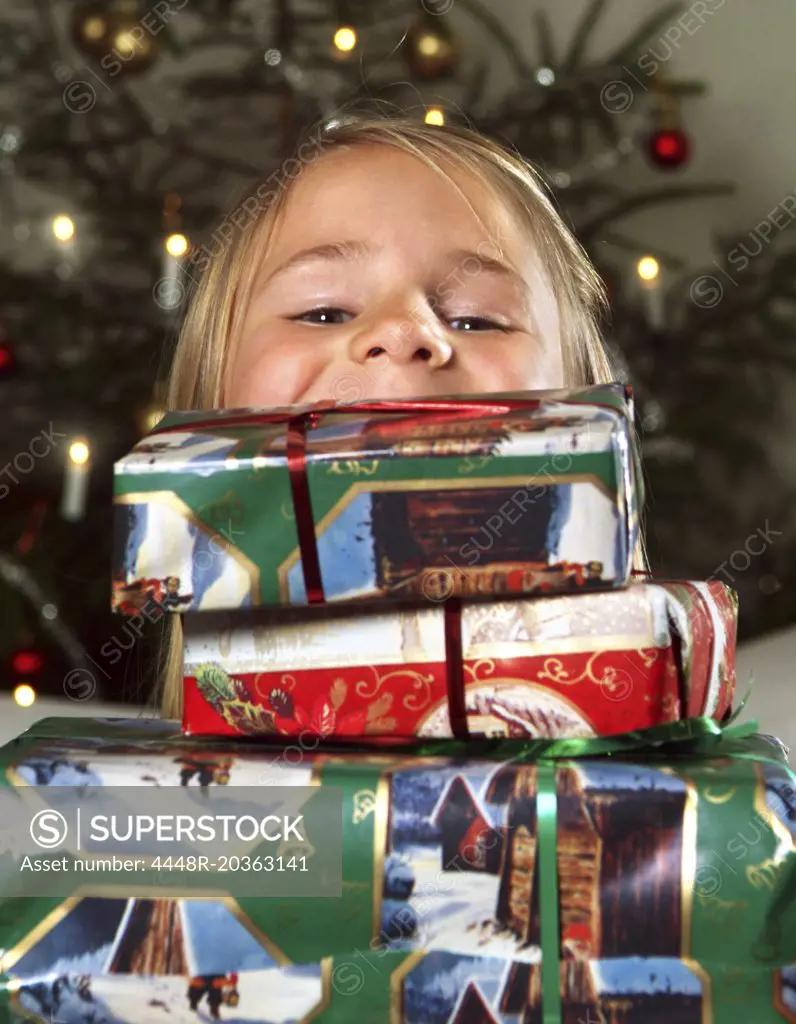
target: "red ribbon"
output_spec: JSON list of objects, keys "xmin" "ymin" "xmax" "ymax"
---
[
  {"xmin": 149, "ymin": 397, "xmax": 538, "ymax": 438},
  {"xmin": 444, "ymin": 598, "xmax": 470, "ymax": 740},
  {"xmin": 285, "ymin": 413, "xmax": 325, "ymax": 605}
]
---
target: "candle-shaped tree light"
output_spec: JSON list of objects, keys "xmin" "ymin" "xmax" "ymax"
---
[{"xmin": 61, "ymin": 437, "xmax": 91, "ymax": 521}]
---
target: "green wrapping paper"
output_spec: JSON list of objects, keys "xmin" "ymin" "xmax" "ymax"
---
[
  {"xmin": 111, "ymin": 385, "xmax": 641, "ymax": 613},
  {"xmin": 0, "ymin": 717, "xmax": 794, "ymax": 1024}
]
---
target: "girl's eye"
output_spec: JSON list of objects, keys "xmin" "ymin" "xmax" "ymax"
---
[
  {"xmin": 447, "ymin": 316, "xmax": 509, "ymax": 332},
  {"xmin": 292, "ymin": 307, "xmax": 353, "ymax": 325}
]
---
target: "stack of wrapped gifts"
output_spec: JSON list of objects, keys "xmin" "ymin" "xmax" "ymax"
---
[{"xmin": 1, "ymin": 385, "xmax": 794, "ymax": 1024}]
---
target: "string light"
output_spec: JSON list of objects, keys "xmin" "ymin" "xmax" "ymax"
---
[
  {"xmin": 81, "ymin": 15, "xmax": 107, "ymax": 41},
  {"xmin": 637, "ymin": 256, "xmax": 660, "ymax": 282},
  {"xmin": 52, "ymin": 215, "xmax": 75, "ymax": 242},
  {"xmin": 69, "ymin": 439, "xmax": 90, "ymax": 465},
  {"xmin": 535, "ymin": 66, "xmax": 556, "ymax": 87},
  {"xmin": 333, "ymin": 26, "xmax": 357, "ymax": 53},
  {"xmin": 637, "ymin": 256, "xmax": 663, "ymax": 329},
  {"xmin": 114, "ymin": 30, "xmax": 137, "ymax": 56},
  {"xmin": 416, "ymin": 31, "xmax": 442, "ymax": 57},
  {"xmin": 62, "ymin": 438, "xmax": 91, "ymax": 521},
  {"xmin": 165, "ymin": 232, "xmax": 188, "ymax": 258},
  {"xmin": 425, "ymin": 107, "xmax": 445, "ymax": 126},
  {"xmin": 13, "ymin": 684, "xmax": 36, "ymax": 708}
]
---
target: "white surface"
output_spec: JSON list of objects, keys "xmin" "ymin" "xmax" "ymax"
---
[{"xmin": 736, "ymin": 625, "xmax": 796, "ymax": 761}]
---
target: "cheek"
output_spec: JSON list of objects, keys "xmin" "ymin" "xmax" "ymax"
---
[
  {"xmin": 463, "ymin": 335, "xmax": 565, "ymax": 392},
  {"xmin": 224, "ymin": 330, "xmax": 326, "ymax": 407}
]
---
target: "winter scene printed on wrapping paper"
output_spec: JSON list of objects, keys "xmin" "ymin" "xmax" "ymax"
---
[
  {"xmin": 112, "ymin": 499, "xmax": 251, "ymax": 615},
  {"xmin": 379, "ymin": 761, "xmax": 688, "ymax": 962},
  {"xmin": 3, "ymin": 896, "xmax": 324, "ymax": 1024},
  {"xmin": 8, "ymin": 736, "xmax": 316, "ymax": 789},
  {"xmin": 112, "ymin": 482, "xmax": 627, "ymax": 611},
  {"xmin": 397, "ymin": 950, "xmax": 705, "ymax": 1024}
]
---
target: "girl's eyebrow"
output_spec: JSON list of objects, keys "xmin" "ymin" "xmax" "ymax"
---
[
  {"xmin": 261, "ymin": 240, "xmax": 373, "ymax": 288},
  {"xmin": 445, "ymin": 247, "xmax": 531, "ymax": 301},
  {"xmin": 260, "ymin": 239, "xmax": 529, "ymax": 298}
]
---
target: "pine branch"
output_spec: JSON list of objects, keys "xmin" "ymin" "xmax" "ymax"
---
[
  {"xmin": 533, "ymin": 10, "xmax": 556, "ymax": 67},
  {"xmin": 454, "ymin": 0, "xmax": 536, "ymax": 80},
  {"xmin": 600, "ymin": 2, "xmax": 687, "ymax": 68},
  {"xmin": 562, "ymin": 0, "xmax": 609, "ymax": 71},
  {"xmin": 578, "ymin": 183, "xmax": 735, "ymax": 239},
  {"xmin": 597, "ymin": 231, "xmax": 685, "ymax": 270}
]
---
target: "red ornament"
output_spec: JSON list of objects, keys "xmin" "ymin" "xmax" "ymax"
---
[
  {"xmin": 0, "ymin": 339, "xmax": 16, "ymax": 375},
  {"xmin": 12, "ymin": 649, "xmax": 44, "ymax": 675},
  {"xmin": 647, "ymin": 127, "xmax": 691, "ymax": 169}
]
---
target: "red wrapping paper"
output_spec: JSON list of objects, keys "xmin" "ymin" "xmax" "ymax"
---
[{"xmin": 181, "ymin": 580, "xmax": 737, "ymax": 740}]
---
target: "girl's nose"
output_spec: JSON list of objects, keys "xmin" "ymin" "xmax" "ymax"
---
[{"xmin": 348, "ymin": 313, "xmax": 454, "ymax": 370}]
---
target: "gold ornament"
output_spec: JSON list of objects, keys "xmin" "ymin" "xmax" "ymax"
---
[
  {"xmin": 71, "ymin": 1, "xmax": 159, "ymax": 76},
  {"xmin": 404, "ymin": 13, "xmax": 459, "ymax": 80},
  {"xmin": 70, "ymin": 2, "xmax": 113, "ymax": 57}
]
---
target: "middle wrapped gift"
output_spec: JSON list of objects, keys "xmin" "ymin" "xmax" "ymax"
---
[
  {"xmin": 182, "ymin": 580, "xmax": 737, "ymax": 739},
  {"xmin": 112, "ymin": 384, "xmax": 639, "ymax": 614}
]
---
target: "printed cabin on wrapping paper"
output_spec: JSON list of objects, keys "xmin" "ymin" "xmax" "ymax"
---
[{"xmin": 385, "ymin": 760, "xmax": 689, "ymax": 962}]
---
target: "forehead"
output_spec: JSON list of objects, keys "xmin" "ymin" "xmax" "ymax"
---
[{"xmin": 267, "ymin": 143, "xmax": 526, "ymax": 260}]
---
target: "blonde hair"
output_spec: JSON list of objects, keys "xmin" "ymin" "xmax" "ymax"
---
[{"xmin": 159, "ymin": 113, "xmax": 619, "ymax": 719}]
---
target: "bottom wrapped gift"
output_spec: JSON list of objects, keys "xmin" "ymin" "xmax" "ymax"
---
[
  {"xmin": 4, "ymin": 946, "xmax": 796, "ymax": 1024},
  {"xmin": 0, "ymin": 717, "xmax": 794, "ymax": 1024}
]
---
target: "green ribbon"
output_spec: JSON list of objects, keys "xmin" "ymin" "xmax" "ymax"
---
[
  {"xmin": 410, "ymin": 713, "xmax": 758, "ymax": 766},
  {"xmin": 536, "ymin": 762, "xmax": 561, "ymax": 1024}
]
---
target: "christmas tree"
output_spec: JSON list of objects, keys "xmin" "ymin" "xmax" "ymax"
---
[{"xmin": 1, "ymin": 0, "xmax": 795, "ymax": 701}]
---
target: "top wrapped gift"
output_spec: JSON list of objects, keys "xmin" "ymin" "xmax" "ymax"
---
[{"xmin": 112, "ymin": 385, "xmax": 641, "ymax": 614}]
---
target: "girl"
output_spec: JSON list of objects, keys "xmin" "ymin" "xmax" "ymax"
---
[{"xmin": 159, "ymin": 113, "xmax": 615, "ymax": 717}]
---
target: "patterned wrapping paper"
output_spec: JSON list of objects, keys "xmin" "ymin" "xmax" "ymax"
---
[
  {"xmin": 111, "ymin": 385, "xmax": 640, "ymax": 614},
  {"xmin": 181, "ymin": 580, "xmax": 738, "ymax": 740},
  {"xmin": 0, "ymin": 717, "xmax": 794, "ymax": 1024}
]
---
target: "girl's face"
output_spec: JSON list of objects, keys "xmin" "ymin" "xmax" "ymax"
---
[{"xmin": 226, "ymin": 144, "xmax": 564, "ymax": 406}]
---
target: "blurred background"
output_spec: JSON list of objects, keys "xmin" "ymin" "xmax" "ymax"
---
[{"xmin": 1, "ymin": 0, "xmax": 795, "ymax": 744}]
